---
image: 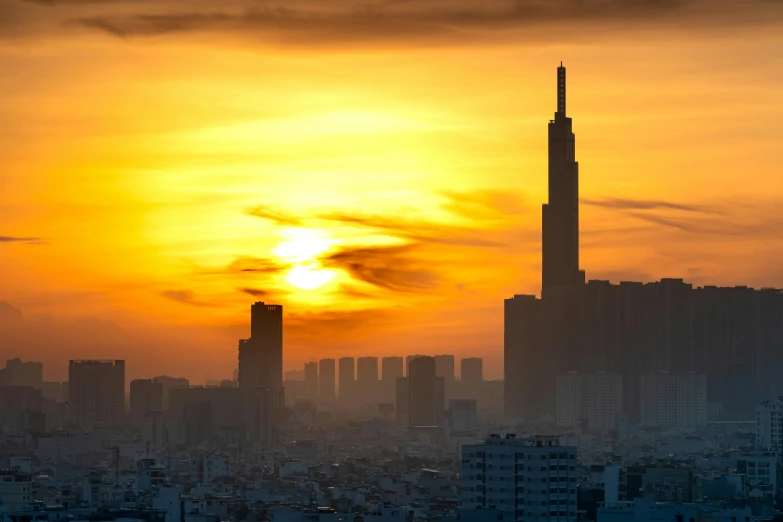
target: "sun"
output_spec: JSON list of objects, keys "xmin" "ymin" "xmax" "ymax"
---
[
  {"xmin": 272, "ymin": 229, "xmax": 336, "ymax": 291},
  {"xmin": 286, "ymin": 263, "xmax": 335, "ymax": 290}
]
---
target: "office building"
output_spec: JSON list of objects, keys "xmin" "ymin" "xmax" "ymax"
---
[
  {"xmin": 461, "ymin": 358, "xmax": 483, "ymax": 382},
  {"xmin": 382, "ymin": 356, "xmax": 403, "ymax": 402},
  {"xmin": 755, "ymin": 397, "xmax": 783, "ymax": 451},
  {"xmin": 304, "ymin": 362, "xmax": 318, "ymax": 402},
  {"xmin": 503, "ymin": 64, "xmax": 783, "ymax": 421},
  {"xmin": 556, "ymin": 373, "xmax": 622, "ymax": 432},
  {"xmin": 68, "ymin": 360, "xmax": 125, "ymax": 428},
  {"xmin": 338, "ymin": 357, "xmax": 355, "ymax": 403},
  {"xmin": 434, "ymin": 354, "xmax": 455, "ymax": 382},
  {"xmin": 318, "ymin": 358, "xmax": 336, "ymax": 402},
  {"xmin": 462, "ymin": 434, "xmax": 577, "ymax": 522},
  {"xmin": 640, "ymin": 374, "xmax": 707, "ymax": 428},
  {"xmin": 130, "ymin": 379, "xmax": 164, "ymax": 423},
  {"xmin": 238, "ymin": 302, "xmax": 283, "ymax": 444}
]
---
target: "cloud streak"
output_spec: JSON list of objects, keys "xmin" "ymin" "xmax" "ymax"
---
[
  {"xmin": 159, "ymin": 289, "xmax": 217, "ymax": 307},
  {"xmin": 61, "ymin": 0, "xmax": 783, "ymax": 45},
  {"xmin": 582, "ymin": 197, "xmax": 721, "ymax": 214},
  {"xmin": 0, "ymin": 235, "xmax": 47, "ymax": 245}
]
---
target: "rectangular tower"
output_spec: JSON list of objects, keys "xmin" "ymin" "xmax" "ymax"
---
[
  {"xmin": 338, "ymin": 357, "xmax": 355, "ymax": 404},
  {"xmin": 318, "ymin": 358, "xmax": 336, "ymax": 402},
  {"xmin": 68, "ymin": 360, "xmax": 125, "ymax": 428},
  {"xmin": 542, "ymin": 63, "xmax": 584, "ymax": 293}
]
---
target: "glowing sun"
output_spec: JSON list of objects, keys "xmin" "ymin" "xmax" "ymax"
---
[{"xmin": 273, "ymin": 229, "xmax": 336, "ymax": 291}]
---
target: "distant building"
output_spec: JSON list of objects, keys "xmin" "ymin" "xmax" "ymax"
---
[
  {"xmin": 150, "ymin": 375, "xmax": 189, "ymax": 410},
  {"xmin": 0, "ymin": 358, "xmax": 43, "ymax": 389},
  {"xmin": 448, "ymin": 398, "xmax": 477, "ymax": 431},
  {"xmin": 461, "ymin": 358, "xmax": 483, "ymax": 382},
  {"xmin": 640, "ymin": 374, "xmax": 706, "ymax": 428},
  {"xmin": 304, "ymin": 362, "xmax": 318, "ymax": 402},
  {"xmin": 318, "ymin": 358, "xmax": 336, "ymax": 403},
  {"xmin": 396, "ymin": 356, "xmax": 444, "ymax": 427},
  {"xmin": 169, "ymin": 385, "xmax": 244, "ymax": 445},
  {"xmin": 755, "ymin": 397, "xmax": 783, "ymax": 451},
  {"xmin": 434, "ymin": 355, "xmax": 455, "ymax": 382},
  {"xmin": 462, "ymin": 434, "xmax": 577, "ymax": 522},
  {"xmin": 381, "ymin": 356, "xmax": 403, "ymax": 403},
  {"xmin": 356, "ymin": 357, "xmax": 379, "ymax": 404},
  {"xmin": 556, "ymin": 373, "xmax": 622, "ymax": 432},
  {"xmin": 338, "ymin": 357, "xmax": 355, "ymax": 403},
  {"xmin": 68, "ymin": 360, "xmax": 125, "ymax": 428},
  {"xmin": 130, "ymin": 379, "xmax": 164, "ymax": 423},
  {"xmin": 405, "ymin": 355, "xmax": 426, "ymax": 376},
  {"xmin": 597, "ymin": 499, "xmax": 752, "ymax": 522}
]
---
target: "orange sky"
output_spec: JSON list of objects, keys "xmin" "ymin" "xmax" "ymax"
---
[{"xmin": 2, "ymin": 0, "xmax": 783, "ymax": 383}]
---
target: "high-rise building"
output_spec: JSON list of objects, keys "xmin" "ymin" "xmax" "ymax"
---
[
  {"xmin": 68, "ymin": 360, "xmax": 125, "ymax": 428},
  {"xmin": 756, "ymin": 397, "xmax": 783, "ymax": 451},
  {"xmin": 382, "ymin": 357, "xmax": 404, "ymax": 382},
  {"xmin": 460, "ymin": 358, "xmax": 483, "ymax": 382},
  {"xmin": 130, "ymin": 379, "xmax": 164, "ymax": 423},
  {"xmin": 448, "ymin": 399, "xmax": 477, "ymax": 431},
  {"xmin": 381, "ymin": 356, "xmax": 403, "ymax": 403},
  {"xmin": 304, "ymin": 362, "xmax": 318, "ymax": 402},
  {"xmin": 0, "ymin": 358, "xmax": 43, "ymax": 388},
  {"xmin": 461, "ymin": 434, "xmax": 577, "ymax": 522},
  {"xmin": 556, "ymin": 373, "xmax": 622, "ymax": 432},
  {"xmin": 434, "ymin": 355, "xmax": 455, "ymax": 382},
  {"xmin": 407, "ymin": 356, "xmax": 444, "ymax": 427},
  {"xmin": 356, "ymin": 357, "xmax": 379, "ymax": 404},
  {"xmin": 151, "ymin": 375, "xmax": 189, "ymax": 410},
  {"xmin": 640, "ymin": 374, "xmax": 707, "ymax": 428},
  {"xmin": 318, "ymin": 358, "xmax": 336, "ymax": 402},
  {"xmin": 542, "ymin": 63, "xmax": 584, "ymax": 293},
  {"xmin": 238, "ymin": 302, "xmax": 283, "ymax": 444},
  {"xmin": 405, "ymin": 355, "xmax": 426, "ymax": 376},
  {"xmin": 338, "ymin": 357, "xmax": 355, "ymax": 403}
]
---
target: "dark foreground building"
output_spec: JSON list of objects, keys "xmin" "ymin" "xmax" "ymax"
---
[{"xmin": 505, "ymin": 65, "xmax": 783, "ymax": 421}]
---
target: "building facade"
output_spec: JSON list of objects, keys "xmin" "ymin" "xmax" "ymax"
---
[
  {"xmin": 640, "ymin": 374, "xmax": 707, "ymax": 428},
  {"xmin": 68, "ymin": 359, "xmax": 125, "ymax": 428},
  {"xmin": 556, "ymin": 373, "xmax": 622, "ymax": 432}
]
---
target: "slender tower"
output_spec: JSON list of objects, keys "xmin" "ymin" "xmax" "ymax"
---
[{"xmin": 542, "ymin": 63, "xmax": 585, "ymax": 293}]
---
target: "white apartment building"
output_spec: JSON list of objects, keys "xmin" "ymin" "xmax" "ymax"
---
[
  {"xmin": 462, "ymin": 434, "xmax": 577, "ymax": 522},
  {"xmin": 755, "ymin": 397, "xmax": 783, "ymax": 451},
  {"xmin": 640, "ymin": 374, "xmax": 706, "ymax": 428},
  {"xmin": 556, "ymin": 373, "xmax": 622, "ymax": 432}
]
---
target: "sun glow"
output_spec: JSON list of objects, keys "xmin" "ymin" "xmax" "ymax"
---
[{"xmin": 273, "ymin": 229, "xmax": 336, "ymax": 290}]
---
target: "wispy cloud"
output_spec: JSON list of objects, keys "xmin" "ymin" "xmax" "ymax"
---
[
  {"xmin": 581, "ymin": 197, "xmax": 721, "ymax": 214},
  {"xmin": 159, "ymin": 289, "xmax": 217, "ymax": 307},
  {"xmin": 246, "ymin": 205, "xmax": 303, "ymax": 227},
  {"xmin": 238, "ymin": 287, "xmax": 269, "ymax": 298},
  {"xmin": 0, "ymin": 235, "xmax": 47, "ymax": 245}
]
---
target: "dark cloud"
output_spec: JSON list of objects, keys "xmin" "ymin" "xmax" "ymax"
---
[
  {"xmin": 0, "ymin": 235, "xmax": 47, "ymax": 244},
  {"xmin": 222, "ymin": 257, "xmax": 285, "ymax": 274},
  {"xmin": 582, "ymin": 197, "xmax": 721, "ymax": 214},
  {"xmin": 159, "ymin": 289, "xmax": 216, "ymax": 307},
  {"xmin": 239, "ymin": 287, "xmax": 269, "ymax": 298},
  {"xmin": 64, "ymin": 0, "xmax": 783, "ymax": 45},
  {"xmin": 323, "ymin": 243, "xmax": 439, "ymax": 292},
  {"xmin": 286, "ymin": 307, "xmax": 395, "ymax": 336}
]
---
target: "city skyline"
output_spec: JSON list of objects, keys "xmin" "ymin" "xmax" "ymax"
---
[{"xmin": 2, "ymin": 1, "xmax": 783, "ymax": 383}]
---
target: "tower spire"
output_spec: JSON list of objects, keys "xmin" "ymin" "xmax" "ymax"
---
[{"xmin": 557, "ymin": 62, "xmax": 566, "ymax": 116}]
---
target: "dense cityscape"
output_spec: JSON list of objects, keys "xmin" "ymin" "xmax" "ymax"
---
[{"xmin": 1, "ymin": 65, "xmax": 782, "ymax": 522}]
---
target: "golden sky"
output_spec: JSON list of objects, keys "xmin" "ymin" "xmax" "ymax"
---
[{"xmin": 2, "ymin": 0, "xmax": 783, "ymax": 382}]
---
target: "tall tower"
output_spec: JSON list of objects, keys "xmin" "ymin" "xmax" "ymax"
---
[{"xmin": 542, "ymin": 63, "xmax": 585, "ymax": 293}]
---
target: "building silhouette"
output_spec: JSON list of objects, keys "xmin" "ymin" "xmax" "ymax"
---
[
  {"xmin": 356, "ymin": 356, "xmax": 379, "ymax": 404},
  {"xmin": 460, "ymin": 357, "xmax": 483, "ymax": 382},
  {"xmin": 0, "ymin": 359, "xmax": 43, "ymax": 389},
  {"xmin": 504, "ymin": 65, "xmax": 783, "ymax": 422},
  {"xmin": 433, "ymin": 354, "xmax": 455, "ymax": 382},
  {"xmin": 238, "ymin": 302, "xmax": 282, "ymax": 445},
  {"xmin": 381, "ymin": 356, "xmax": 403, "ymax": 403},
  {"xmin": 338, "ymin": 357, "xmax": 355, "ymax": 404},
  {"xmin": 397, "ymin": 356, "xmax": 445, "ymax": 427},
  {"xmin": 318, "ymin": 358, "xmax": 336, "ymax": 403},
  {"xmin": 130, "ymin": 379, "xmax": 163, "ymax": 424},
  {"xmin": 304, "ymin": 361, "xmax": 318, "ymax": 402},
  {"xmin": 68, "ymin": 359, "xmax": 125, "ymax": 428}
]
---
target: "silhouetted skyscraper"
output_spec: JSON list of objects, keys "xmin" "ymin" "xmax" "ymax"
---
[
  {"xmin": 405, "ymin": 355, "xmax": 426, "ymax": 376},
  {"xmin": 238, "ymin": 302, "xmax": 283, "ymax": 445},
  {"xmin": 382, "ymin": 356, "xmax": 403, "ymax": 403},
  {"xmin": 318, "ymin": 358, "xmax": 336, "ymax": 402},
  {"xmin": 68, "ymin": 360, "xmax": 125, "ymax": 428},
  {"xmin": 434, "ymin": 355, "xmax": 455, "ymax": 382},
  {"xmin": 338, "ymin": 357, "xmax": 355, "ymax": 403},
  {"xmin": 0, "ymin": 358, "xmax": 43, "ymax": 389},
  {"xmin": 542, "ymin": 63, "xmax": 584, "ymax": 293},
  {"xmin": 356, "ymin": 357, "xmax": 379, "ymax": 403},
  {"xmin": 130, "ymin": 379, "xmax": 163, "ymax": 423},
  {"xmin": 461, "ymin": 358, "xmax": 483, "ymax": 382}
]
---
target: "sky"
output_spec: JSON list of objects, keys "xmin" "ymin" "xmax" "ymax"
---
[{"xmin": 2, "ymin": 0, "xmax": 783, "ymax": 383}]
